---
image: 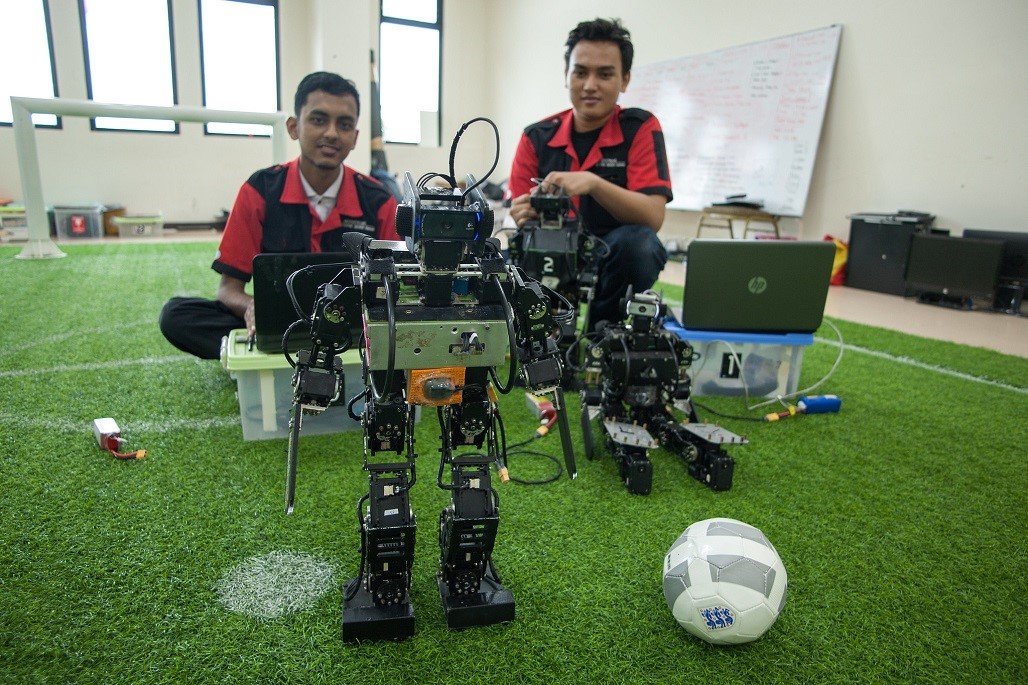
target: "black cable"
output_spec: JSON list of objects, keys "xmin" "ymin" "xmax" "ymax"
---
[
  {"xmin": 565, "ymin": 330, "xmax": 603, "ymax": 373},
  {"xmin": 539, "ymin": 281, "xmax": 576, "ymax": 326},
  {"xmin": 284, "ymin": 266, "xmax": 310, "ymax": 321},
  {"xmin": 281, "ymin": 318, "xmax": 306, "ymax": 368},
  {"xmin": 506, "ymin": 449, "xmax": 563, "ymax": 485},
  {"xmin": 446, "ymin": 117, "xmax": 500, "ymax": 202},
  {"xmin": 489, "ymin": 273, "xmax": 517, "ymax": 395},
  {"xmin": 346, "ymin": 387, "xmax": 366, "ymax": 422},
  {"xmin": 343, "ymin": 493, "xmax": 370, "ymax": 601}
]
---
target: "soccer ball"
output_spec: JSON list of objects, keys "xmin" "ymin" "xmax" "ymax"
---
[{"xmin": 662, "ymin": 518, "xmax": 787, "ymax": 645}]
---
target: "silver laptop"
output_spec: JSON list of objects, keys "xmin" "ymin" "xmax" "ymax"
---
[{"xmin": 681, "ymin": 240, "xmax": 836, "ymax": 333}]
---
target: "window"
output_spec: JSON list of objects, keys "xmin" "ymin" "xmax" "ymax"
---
[
  {"xmin": 379, "ymin": 0, "xmax": 440, "ymax": 144},
  {"xmin": 79, "ymin": 0, "xmax": 178, "ymax": 132},
  {"xmin": 0, "ymin": 0, "xmax": 60, "ymax": 127},
  {"xmin": 199, "ymin": 0, "xmax": 279, "ymax": 136}
]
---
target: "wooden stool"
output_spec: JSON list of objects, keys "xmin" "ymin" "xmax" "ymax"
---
[
  {"xmin": 697, "ymin": 206, "xmax": 781, "ymax": 239},
  {"xmin": 696, "ymin": 210, "xmax": 735, "ymax": 238}
]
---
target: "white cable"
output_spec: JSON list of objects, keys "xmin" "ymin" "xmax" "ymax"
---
[{"xmin": 744, "ymin": 318, "xmax": 845, "ymax": 410}]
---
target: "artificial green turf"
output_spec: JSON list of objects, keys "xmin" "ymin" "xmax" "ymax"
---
[{"xmin": 1, "ymin": 242, "xmax": 1026, "ymax": 684}]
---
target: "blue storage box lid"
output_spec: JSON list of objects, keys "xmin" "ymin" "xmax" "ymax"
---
[{"xmin": 663, "ymin": 320, "xmax": 813, "ymax": 347}]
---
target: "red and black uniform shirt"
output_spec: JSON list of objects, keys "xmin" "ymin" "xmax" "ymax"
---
[
  {"xmin": 213, "ymin": 158, "xmax": 400, "ymax": 281},
  {"xmin": 508, "ymin": 106, "xmax": 673, "ymax": 237}
]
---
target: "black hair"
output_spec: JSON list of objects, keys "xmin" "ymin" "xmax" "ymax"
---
[
  {"xmin": 293, "ymin": 72, "xmax": 361, "ymax": 117},
  {"xmin": 564, "ymin": 18, "xmax": 634, "ymax": 74}
]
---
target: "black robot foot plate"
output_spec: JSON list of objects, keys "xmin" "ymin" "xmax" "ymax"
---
[
  {"xmin": 342, "ymin": 581, "xmax": 415, "ymax": 643},
  {"xmin": 437, "ymin": 575, "xmax": 515, "ymax": 630}
]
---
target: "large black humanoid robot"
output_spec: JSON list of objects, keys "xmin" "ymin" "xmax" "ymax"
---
[
  {"xmin": 281, "ymin": 121, "xmax": 576, "ymax": 642},
  {"xmin": 580, "ymin": 288, "xmax": 747, "ymax": 495}
]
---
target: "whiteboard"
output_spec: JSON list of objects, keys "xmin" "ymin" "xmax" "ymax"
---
[{"xmin": 620, "ymin": 25, "xmax": 841, "ymax": 217}]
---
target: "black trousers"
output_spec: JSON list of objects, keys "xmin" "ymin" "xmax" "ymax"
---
[
  {"xmin": 159, "ymin": 297, "xmax": 244, "ymax": 360},
  {"xmin": 588, "ymin": 224, "xmax": 668, "ymax": 331}
]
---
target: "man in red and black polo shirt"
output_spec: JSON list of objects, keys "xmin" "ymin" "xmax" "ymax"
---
[
  {"xmin": 508, "ymin": 18, "xmax": 672, "ymax": 330},
  {"xmin": 159, "ymin": 72, "xmax": 401, "ymax": 359}
]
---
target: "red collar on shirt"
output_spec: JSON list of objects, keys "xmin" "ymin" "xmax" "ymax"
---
[
  {"xmin": 546, "ymin": 106, "xmax": 626, "ymax": 169},
  {"xmin": 279, "ymin": 158, "xmax": 363, "ymax": 218}
]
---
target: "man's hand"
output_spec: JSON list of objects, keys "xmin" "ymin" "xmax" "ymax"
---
[
  {"xmin": 243, "ymin": 299, "xmax": 256, "ymax": 335},
  {"xmin": 510, "ymin": 194, "xmax": 538, "ymax": 227},
  {"xmin": 537, "ymin": 171, "xmax": 597, "ymax": 198},
  {"xmin": 540, "ymin": 170, "xmax": 666, "ymax": 232},
  {"xmin": 216, "ymin": 274, "xmax": 256, "ymax": 335},
  {"xmin": 511, "ymin": 172, "xmax": 597, "ymax": 227}
]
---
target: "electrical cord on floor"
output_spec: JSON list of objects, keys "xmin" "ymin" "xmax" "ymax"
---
[{"xmin": 493, "ymin": 406, "xmax": 564, "ymax": 485}]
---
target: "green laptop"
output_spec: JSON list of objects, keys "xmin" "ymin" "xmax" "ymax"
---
[{"xmin": 681, "ymin": 240, "xmax": 836, "ymax": 334}]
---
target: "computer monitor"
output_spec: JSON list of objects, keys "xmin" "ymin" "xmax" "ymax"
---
[
  {"xmin": 904, "ymin": 234, "xmax": 1004, "ymax": 308},
  {"xmin": 961, "ymin": 229, "xmax": 1028, "ymax": 282}
]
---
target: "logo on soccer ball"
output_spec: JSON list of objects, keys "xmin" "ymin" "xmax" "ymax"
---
[
  {"xmin": 747, "ymin": 276, "xmax": 768, "ymax": 294},
  {"xmin": 699, "ymin": 606, "xmax": 736, "ymax": 630}
]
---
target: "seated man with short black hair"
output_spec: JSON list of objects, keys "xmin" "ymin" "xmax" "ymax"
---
[{"xmin": 159, "ymin": 71, "xmax": 400, "ymax": 359}]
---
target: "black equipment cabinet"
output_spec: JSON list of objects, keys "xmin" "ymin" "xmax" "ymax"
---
[{"xmin": 845, "ymin": 212, "xmax": 935, "ymax": 295}]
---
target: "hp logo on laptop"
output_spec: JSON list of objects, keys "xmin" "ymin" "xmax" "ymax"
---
[{"xmin": 747, "ymin": 276, "xmax": 768, "ymax": 294}]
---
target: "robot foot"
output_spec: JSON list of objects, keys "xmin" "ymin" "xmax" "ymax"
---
[
  {"xmin": 619, "ymin": 452, "xmax": 653, "ymax": 495},
  {"xmin": 341, "ymin": 579, "xmax": 416, "ymax": 643},
  {"xmin": 437, "ymin": 573, "xmax": 515, "ymax": 630}
]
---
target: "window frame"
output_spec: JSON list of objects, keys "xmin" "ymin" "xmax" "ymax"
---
[
  {"xmin": 78, "ymin": 0, "xmax": 180, "ymax": 134},
  {"xmin": 378, "ymin": 0, "xmax": 442, "ymax": 145},
  {"xmin": 0, "ymin": 0, "xmax": 62, "ymax": 129},
  {"xmin": 197, "ymin": 0, "xmax": 281, "ymax": 137}
]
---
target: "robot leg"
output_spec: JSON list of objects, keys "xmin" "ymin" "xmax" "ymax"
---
[
  {"xmin": 436, "ymin": 393, "xmax": 514, "ymax": 629},
  {"xmin": 342, "ymin": 397, "xmax": 418, "ymax": 642}
]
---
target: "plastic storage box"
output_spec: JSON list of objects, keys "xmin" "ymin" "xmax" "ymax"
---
[
  {"xmin": 102, "ymin": 206, "xmax": 126, "ymax": 236},
  {"xmin": 54, "ymin": 204, "xmax": 105, "ymax": 239},
  {"xmin": 0, "ymin": 206, "xmax": 28, "ymax": 241},
  {"xmin": 221, "ymin": 330, "xmax": 364, "ymax": 440},
  {"xmin": 113, "ymin": 214, "xmax": 164, "ymax": 238},
  {"xmin": 665, "ymin": 323, "xmax": 813, "ymax": 398}
]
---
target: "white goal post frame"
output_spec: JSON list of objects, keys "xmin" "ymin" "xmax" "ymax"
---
[{"xmin": 10, "ymin": 96, "xmax": 289, "ymax": 259}]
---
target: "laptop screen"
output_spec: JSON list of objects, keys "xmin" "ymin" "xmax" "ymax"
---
[
  {"xmin": 251, "ymin": 252, "xmax": 354, "ymax": 353},
  {"xmin": 681, "ymin": 240, "xmax": 836, "ymax": 333}
]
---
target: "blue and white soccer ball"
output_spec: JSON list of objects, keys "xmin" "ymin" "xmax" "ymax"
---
[{"xmin": 662, "ymin": 518, "xmax": 787, "ymax": 645}]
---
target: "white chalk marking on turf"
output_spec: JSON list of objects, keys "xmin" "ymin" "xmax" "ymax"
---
[
  {"xmin": 0, "ymin": 354, "xmax": 197, "ymax": 379},
  {"xmin": 0, "ymin": 319, "xmax": 157, "ymax": 359},
  {"xmin": 0, "ymin": 412, "xmax": 242, "ymax": 434},
  {"xmin": 215, "ymin": 550, "xmax": 337, "ymax": 620},
  {"xmin": 815, "ymin": 337, "xmax": 1028, "ymax": 395}
]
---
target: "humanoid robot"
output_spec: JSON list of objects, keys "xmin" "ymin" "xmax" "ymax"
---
[
  {"xmin": 580, "ymin": 288, "xmax": 747, "ymax": 495},
  {"xmin": 505, "ymin": 188, "xmax": 605, "ymax": 385},
  {"xmin": 281, "ymin": 124, "xmax": 576, "ymax": 642}
]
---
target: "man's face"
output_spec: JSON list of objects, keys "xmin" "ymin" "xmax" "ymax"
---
[
  {"xmin": 565, "ymin": 39, "xmax": 630, "ymax": 130},
  {"xmin": 287, "ymin": 90, "xmax": 360, "ymax": 173}
]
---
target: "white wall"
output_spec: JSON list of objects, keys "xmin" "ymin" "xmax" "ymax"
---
[
  {"xmin": 484, "ymin": 0, "xmax": 1028, "ymax": 241},
  {"xmin": 2, "ymin": 0, "xmax": 1026, "ymax": 242}
]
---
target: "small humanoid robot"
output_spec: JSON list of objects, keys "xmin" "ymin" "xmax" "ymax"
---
[
  {"xmin": 580, "ymin": 288, "xmax": 746, "ymax": 495},
  {"xmin": 505, "ymin": 188, "xmax": 604, "ymax": 385},
  {"xmin": 282, "ymin": 126, "xmax": 576, "ymax": 642}
]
